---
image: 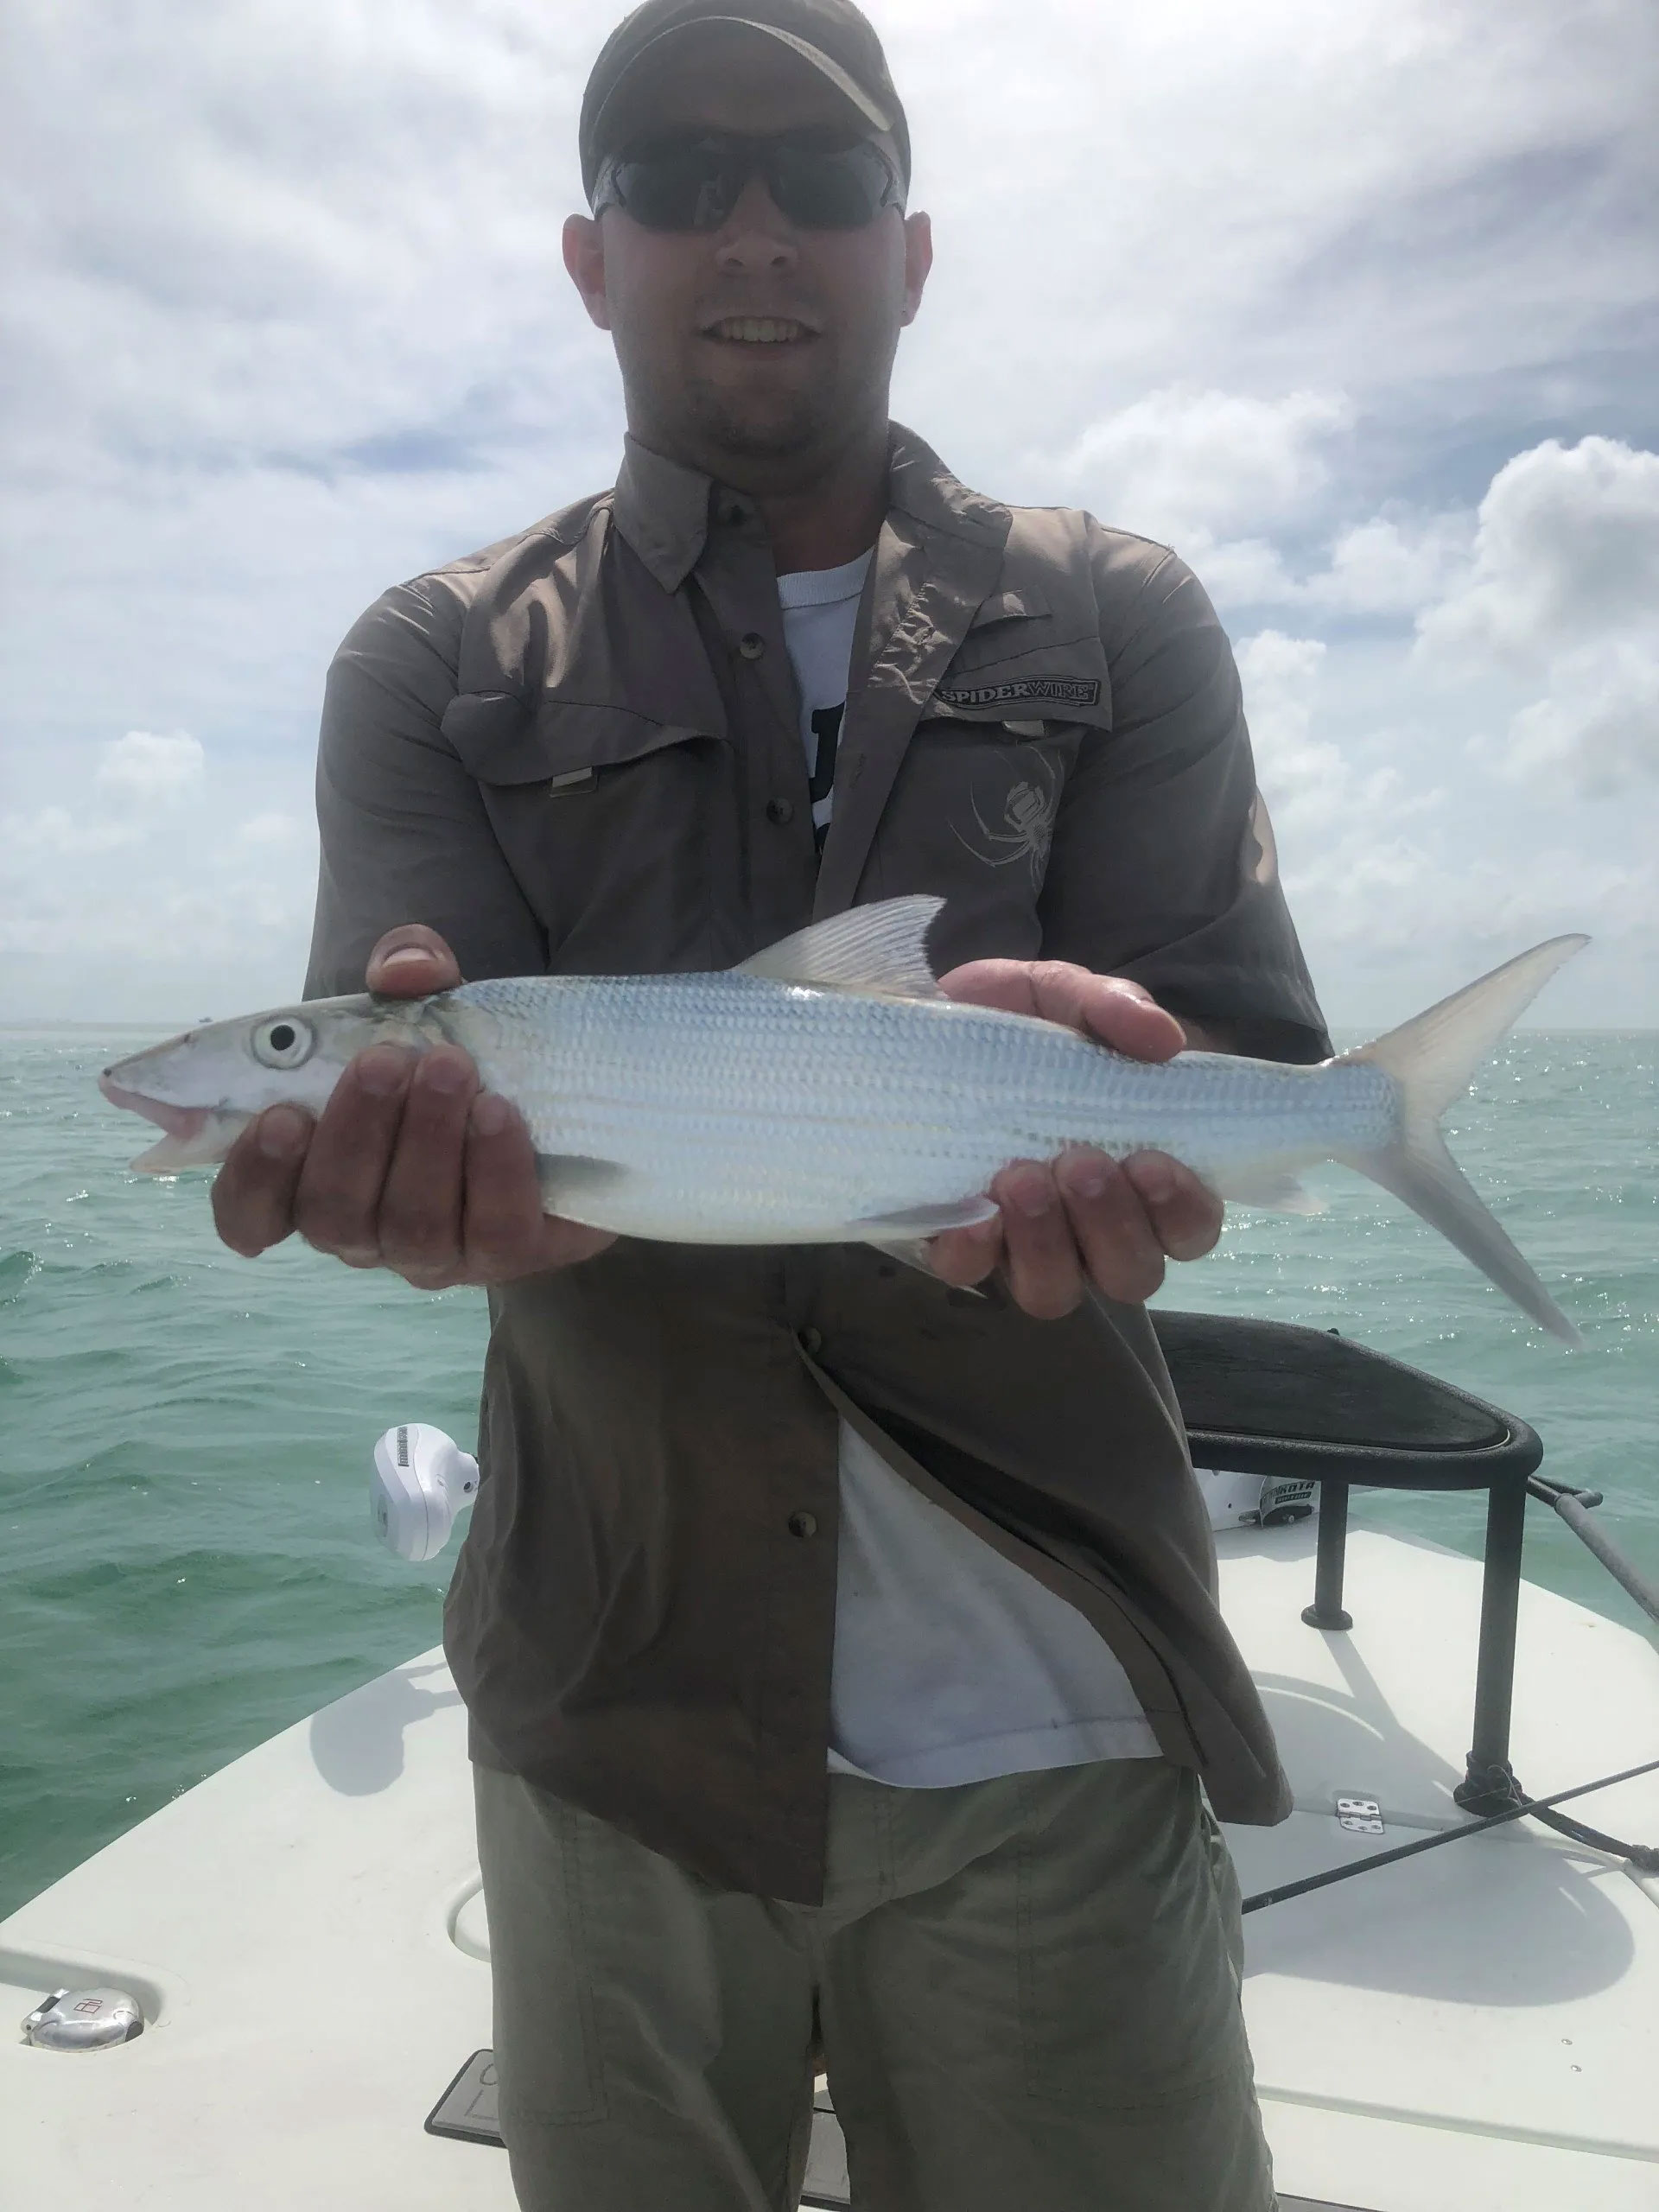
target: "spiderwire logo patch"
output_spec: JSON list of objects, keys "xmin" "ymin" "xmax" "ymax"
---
[{"xmin": 934, "ymin": 676, "xmax": 1101, "ymax": 711}]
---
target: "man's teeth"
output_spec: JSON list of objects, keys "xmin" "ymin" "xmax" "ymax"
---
[{"xmin": 709, "ymin": 317, "xmax": 808, "ymax": 343}]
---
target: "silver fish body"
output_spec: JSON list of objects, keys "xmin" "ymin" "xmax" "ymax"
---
[
  {"xmin": 98, "ymin": 895, "xmax": 1589, "ymax": 1344},
  {"xmin": 442, "ymin": 970, "xmax": 1397, "ymax": 1244}
]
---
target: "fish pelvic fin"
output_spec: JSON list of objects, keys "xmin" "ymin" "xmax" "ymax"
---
[
  {"xmin": 1335, "ymin": 934, "xmax": 1590, "ymax": 1347},
  {"xmin": 735, "ymin": 896, "xmax": 946, "ymax": 998}
]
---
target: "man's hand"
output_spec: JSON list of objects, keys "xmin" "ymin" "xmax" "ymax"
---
[
  {"xmin": 211, "ymin": 925, "xmax": 616, "ymax": 1288},
  {"xmin": 928, "ymin": 958, "xmax": 1223, "ymax": 1319}
]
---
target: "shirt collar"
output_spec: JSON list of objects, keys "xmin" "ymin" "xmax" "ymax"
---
[{"xmin": 608, "ymin": 421, "xmax": 1010, "ymax": 594}]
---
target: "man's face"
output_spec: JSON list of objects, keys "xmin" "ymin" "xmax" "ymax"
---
[{"xmin": 564, "ymin": 29, "xmax": 931, "ymax": 487}]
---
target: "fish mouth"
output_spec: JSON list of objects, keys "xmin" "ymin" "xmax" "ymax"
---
[{"xmin": 98, "ymin": 1074, "xmax": 212, "ymax": 1143}]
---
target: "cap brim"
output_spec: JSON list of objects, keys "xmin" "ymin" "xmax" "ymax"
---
[{"xmin": 587, "ymin": 15, "xmax": 894, "ymax": 194}]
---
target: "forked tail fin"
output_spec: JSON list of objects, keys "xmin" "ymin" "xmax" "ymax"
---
[{"xmin": 1337, "ymin": 936, "xmax": 1590, "ymax": 1346}]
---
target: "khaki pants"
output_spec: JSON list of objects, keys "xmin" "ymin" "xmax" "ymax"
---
[{"xmin": 474, "ymin": 1759, "xmax": 1275, "ymax": 2212}]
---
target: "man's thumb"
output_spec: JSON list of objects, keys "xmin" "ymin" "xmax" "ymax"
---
[{"xmin": 365, "ymin": 925, "xmax": 462, "ymax": 998}]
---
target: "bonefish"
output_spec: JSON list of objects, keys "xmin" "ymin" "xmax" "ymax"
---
[{"xmin": 98, "ymin": 896, "xmax": 1588, "ymax": 1344}]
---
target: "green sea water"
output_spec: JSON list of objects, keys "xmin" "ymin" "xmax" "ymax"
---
[{"xmin": 2, "ymin": 1027, "xmax": 1655, "ymax": 1920}]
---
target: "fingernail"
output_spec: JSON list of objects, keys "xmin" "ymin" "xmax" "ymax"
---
[
  {"xmin": 470, "ymin": 1092, "xmax": 511, "ymax": 1138},
  {"xmin": 1011, "ymin": 1175, "xmax": 1054, "ymax": 1218},
  {"xmin": 378, "ymin": 947, "xmax": 430, "ymax": 976},
  {"xmin": 257, "ymin": 1105, "xmax": 308, "ymax": 1160},
  {"xmin": 356, "ymin": 1046, "xmax": 410, "ymax": 1097},
  {"xmin": 1131, "ymin": 1158, "xmax": 1175, "ymax": 1205},
  {"xmin": 1062, "ymin": 1155, "xmax": 1109, "ymax": 1201},
  {"xmin": 422, "ymin": 1052, "xmax": 470, "ymax": 1096}
]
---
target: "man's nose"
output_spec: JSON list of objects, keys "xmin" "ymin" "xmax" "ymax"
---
[{"xmin": 712, "ymin": 175, "xmax": 799, "ymax": 276}]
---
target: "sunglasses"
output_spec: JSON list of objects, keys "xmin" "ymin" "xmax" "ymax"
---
[{"xmin": 592, "ymin": 129, "xmax": 905, "ymax": 233}]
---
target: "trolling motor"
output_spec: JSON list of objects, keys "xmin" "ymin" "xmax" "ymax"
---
[{"xmin": 371, "ymin": 1424, "xmax": 479, "ymax": 1561}]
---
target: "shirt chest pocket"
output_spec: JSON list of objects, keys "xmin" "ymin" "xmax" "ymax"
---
[
  {"xmin": 440, "ymin": 693, "xmax": 739, "ymax": 970},
  {"xmin": 866, "ymin": 601, "xmax": 1112, "ymax": 963}
]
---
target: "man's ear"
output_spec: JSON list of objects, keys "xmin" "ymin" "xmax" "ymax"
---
[
  {"xmin": 563, "ymin": 213, "xmax": 613, "ymax": 331},
  {"xmin": 899, "ymin": 210, "xmax": 933, "ymax": 327}
]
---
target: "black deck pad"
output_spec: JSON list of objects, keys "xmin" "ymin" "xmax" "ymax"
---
[{"xmin": 427, "ymin": 2055, "xmax": 1370, "ymax": 2208}]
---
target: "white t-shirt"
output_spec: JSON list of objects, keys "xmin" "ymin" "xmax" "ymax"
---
[{"xmin": 775, "ymin": 552, "xmax": 1160, "ymax": 1788}]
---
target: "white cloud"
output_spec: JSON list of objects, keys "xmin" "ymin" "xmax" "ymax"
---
[
  {"xmin": 0, "ymin": 805, "xmax": 143, "ymax": 858},
  {"xmin": 1499, "ymin": 642, "xmax": 1659, "ymax": 795},
  {"xmin": 93, "ymin": 729, "xmax": 205, "ymax": 805},
  {"xmin": 1051, "ymin": 386, "xmax": 1352, "ymax": 547},
  {"xmin": 236, "ymin": 810, "xmax": 308, "ymax": 849},
  {"xmin": 1414, "ymin": 436, "xmax": 1659, "ymax": 795},
  {"xmin": 1417, "ymin": 436, "xmax": 1659, "ymax": 666},
  {"xmin": 1302, "ymin": 511, "xmax": 1474, "ymax": 617}
]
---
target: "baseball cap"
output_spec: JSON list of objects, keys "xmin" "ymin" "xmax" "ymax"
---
[{"xmin": 580, "ymin": 0, "xmax": 911, "ymax": 203}]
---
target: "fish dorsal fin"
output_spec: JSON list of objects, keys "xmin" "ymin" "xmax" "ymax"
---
[{"xmin": 734, "ymin": 896, "xmax": 947, "ymax": 999}]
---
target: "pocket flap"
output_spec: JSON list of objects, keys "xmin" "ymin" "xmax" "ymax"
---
[
  {"xmin": 442, "ymin": 694, "xmax": 714, "ymax": 786},
  {"xmin": 969, "ymin": 585, "xmax": 1049, "ymax": 627}
]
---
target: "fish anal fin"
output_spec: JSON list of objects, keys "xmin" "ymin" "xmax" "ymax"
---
[
  {"xmin": 736, "ymin": 896, "xmax": 946, "ymax": 999},
  {"xmin": 536, "ymin": 1154, "xmax": 632, "ymax": 1219},
  {"xmin": 1208, "ymin": 1168, "xmax": 1326, "ymax": 1216}
]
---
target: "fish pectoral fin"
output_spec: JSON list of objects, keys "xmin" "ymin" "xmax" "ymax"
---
[
  {"xmin": 863, "ymin": 1236, "xmax": 988, "ymax": 1293},
  {"xmin": 855, "ymin": 1199, "xmax": 999, "ymax": 1289},
  {"xmin": 734, "ymin": 896, "xmax": 947, "ymax": 999},
  {"xmin": 536, "ymin": 1154, "xmax": 632, "ymax": 1218},
  {"xmin": 1207, "ymin": 1169, "xmax": 1326, "ymax": 1216},
  {"xmin": 849, "ymin": 1196, "xmax": 1001, "ymax": 1237}
]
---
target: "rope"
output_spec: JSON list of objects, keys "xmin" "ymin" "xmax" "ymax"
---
[{"xmin": 1241, "ymin": 1753, "xmax": 1659, "ymax": 1913}]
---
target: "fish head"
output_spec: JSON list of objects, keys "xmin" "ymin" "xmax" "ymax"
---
[{"xmin": 99, "ymin": 994, "xmax": 422, "ymax": 1173}]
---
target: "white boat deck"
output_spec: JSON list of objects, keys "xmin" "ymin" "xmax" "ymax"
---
[{"xmin": 3, "ymin": 1521, "xmax": 1656, "ymax": 2209}]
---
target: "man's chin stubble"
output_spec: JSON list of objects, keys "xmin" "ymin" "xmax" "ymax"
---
[{"xmin": 683, "ymin": 382, "xmax": 829, "ymax": 467}]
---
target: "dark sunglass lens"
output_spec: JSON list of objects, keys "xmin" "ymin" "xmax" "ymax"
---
[
  {"xmin": 612, "ymin": 140, "xmax": 738, "ymax": 230},
  {"xmin": 767, "ymin": 140, "xmax": 894, "ymax": 227}
]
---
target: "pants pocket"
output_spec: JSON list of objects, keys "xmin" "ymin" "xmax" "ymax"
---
[{"xmin": 1017, "ymin": 1765, "xmax": 1249, "ymax": 2112}]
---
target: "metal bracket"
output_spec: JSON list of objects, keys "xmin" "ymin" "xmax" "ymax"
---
[{"xmin": 1336, "ymin": 1796, "xmax": 1385, "ymax": 1834}]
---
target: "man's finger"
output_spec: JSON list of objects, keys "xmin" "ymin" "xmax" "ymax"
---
[
  {"xmin": 926, "ymin": 1213, "xmax": 1004, "ymax": 1287},
  {"xmin": 378, "ymin": 1046, "xmax": 479, "ymax": 1279},
  {"xmin": 993, "ymin": 1160, "xmax": 1088, "ymax": 1320},
  {"xmin": 1056, "ymin": 1149, "xmax": 1168, "ymax": 1305},
  {"xmin": 458, "ymin": 1092, "xmax": 616, "ymax": 1282},
  {"xmin": 365, "ymin": 924, "xmax": 463, "ymax": 999},
  {"xmin": 211, "ymin": 1106, "xmax": 312, "ymax": 1257},
  {"xmin": 938, "ymin": 958, "xmax": 1185, "ymax": 1063},
  {"xmin": 291, "ymin": 1045, "xmax": 415, "ymax": 1262},
  {"xmin": 1122, "ymin": 1152, "xmax": 1224, "ymax": 1262}
]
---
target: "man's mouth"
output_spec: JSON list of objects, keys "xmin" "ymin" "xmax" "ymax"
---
[{"xmin": 701, "ymin": 315, "xmax": 818, "ymax": 345}]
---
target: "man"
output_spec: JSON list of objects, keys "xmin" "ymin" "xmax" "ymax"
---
[{"xmin": 214, "ymin": 3, "xmax": 1328, "ymax": 2206}]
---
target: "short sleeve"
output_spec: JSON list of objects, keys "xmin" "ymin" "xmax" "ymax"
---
[
  {"xmin": 1038, "ymin": 537, "xmax": 1331, "ymax": 1063},
  {"xmin": 304, "ymin": 576, "xmax": 547, "ymax": 997}
]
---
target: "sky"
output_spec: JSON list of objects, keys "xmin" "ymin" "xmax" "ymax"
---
[{"xmin": 2, "ymin": 0, "xmax": 1656, "ymax": 1029}]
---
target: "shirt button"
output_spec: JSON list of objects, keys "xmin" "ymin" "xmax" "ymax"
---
[
  {"xmin": 766, "ymin": 797, "xmax": 795, "ymax": 825},
  {"xmin": 788, "ymin": 1510, "xmax": 818, "ymax": 1540},
  {"xmin": 738, "ymin": 632, "xmax": 766, "ymax": 660},
  {"xmin": 798, "ymin": 1326, "xmax": 823, "ymax": 1356}
]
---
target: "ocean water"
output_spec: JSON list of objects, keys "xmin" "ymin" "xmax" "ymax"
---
[{"xmin": 1, "ymin": 1027, "xmax": 1655, "ymax": 1920}]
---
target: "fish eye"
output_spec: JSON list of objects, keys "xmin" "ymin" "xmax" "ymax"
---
[{"xmin": 251, "ymin": 1015, "xmax": 315, "ymax": 1071}]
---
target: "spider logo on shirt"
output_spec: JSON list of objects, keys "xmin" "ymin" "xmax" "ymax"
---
[{"xmin": 953, "ymin": 751, "xmax": 1059, "ymax": 887}]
